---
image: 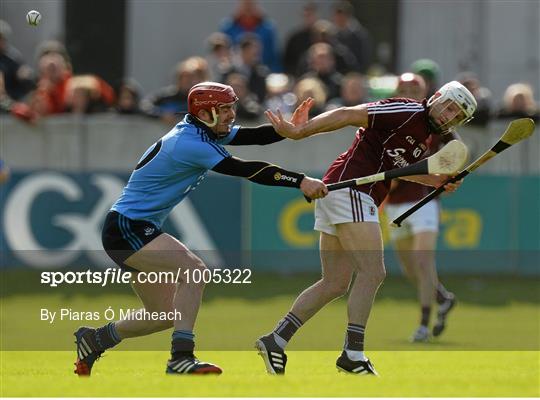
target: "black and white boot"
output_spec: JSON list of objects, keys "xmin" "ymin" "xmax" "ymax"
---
[
  {"xmin": 255, "ymin": 334, "xmax": 287, "ymax": 374},
  {"xmin": 166, "ymin": 354, "xmax": 222, "ymax": 374},
  {"xmin": 336, "ymin": 351, "xmax": 378, "ymax": 376},
  {"xmin": 433, "ymin": 295, "xmax": 456, "ymax": 337}
]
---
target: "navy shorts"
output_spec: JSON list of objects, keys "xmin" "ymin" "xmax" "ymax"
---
[{"xmin": 102, "ymin": 211, "xmax": 162, "ymax": 271}]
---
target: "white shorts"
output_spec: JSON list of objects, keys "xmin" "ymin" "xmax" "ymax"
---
[
  {"xmin": 385, "ymin": 200, "xmax": 439, "ymax": 241},
  {"xmin": 314, "ymin": 188, "xmax": 379, "ymax": 236}
]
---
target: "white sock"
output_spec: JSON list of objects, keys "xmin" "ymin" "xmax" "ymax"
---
[
  {"xmin": 345, "ymin": 350, "xmax": 367, "ymax": 361},
  {"xmin": 272, "ymin": 332, "xmax": 288, "ymax": 349}
]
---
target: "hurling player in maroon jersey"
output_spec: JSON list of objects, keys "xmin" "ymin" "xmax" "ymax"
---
[
  {"xmin": 384, "ymin": 74, "xmax": 457, "ymax": 343},
  {"xmin": 255, "ymin": 80, "xmax": 476, "ymax": 375}
]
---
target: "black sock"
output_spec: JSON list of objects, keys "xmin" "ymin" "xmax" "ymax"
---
[
  {"xmin": 95, "ymin": 322, "xmax": 122, "ymax": 351},
  {"xmin": 344, "ymin": 323, "xmax": 365, "ymax": 351},
  {"xmin": 171, "ymin": 330, "xmax": 195, "ymax": 359},
  {"xmin": 420, "ymin": 306, "xmax": 431, "ymax": 327},
  {"xmin": 273, "ymin": 312, "xmax": 303, "ymax": 342}
]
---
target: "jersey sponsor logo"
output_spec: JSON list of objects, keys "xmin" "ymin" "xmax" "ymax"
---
[{"xmin": 386, "ymin": 148, "xmax": 409, "ymax": 168}]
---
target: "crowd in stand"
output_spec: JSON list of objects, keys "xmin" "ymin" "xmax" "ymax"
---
[{"xmin": 1, "ymin": 0, "xmax": 539, "ymax": 129}]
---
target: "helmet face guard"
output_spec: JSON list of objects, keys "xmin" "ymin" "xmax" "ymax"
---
[
  {"xmin": 427, "ymin": 81, "xmax": 477, "ymax": 132},
  {"xmin": 188, "ymin": 82, "xmax": 239, "ymax": 137}
]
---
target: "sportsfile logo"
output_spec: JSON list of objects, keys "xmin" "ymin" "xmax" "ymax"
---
[{"xmin": 273, "ymin": 172, "xmax": 298, "ymax": 184}]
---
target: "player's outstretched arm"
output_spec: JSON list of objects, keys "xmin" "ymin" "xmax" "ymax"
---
[
  {"xmin": 265, "ymin": 103, "xmax": 369, "ymax": 140},
  {"xmin": 228, "ymin": 124, "xmax": 286, "ymax": 146},
  {"xmin": 212, "ymin": 156, "xmax": 327, "ymax": 199}
]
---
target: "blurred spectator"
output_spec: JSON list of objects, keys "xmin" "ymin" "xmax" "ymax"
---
[
  {"xmin": 206, "ymin": 32, "xmax": 233, "ymax": 81},
  {"xmin": 296, "ymin": 19, "xmax": 358, "ymax": 76},
  {"xmin": 64, "ymin": 75, "xmax": 115, "ymax": 114},
  {"xmin": 302, "ymin": 42, "xmax": 343, "ymax": 100},
  {"xmin": 411, "ymin": 58, "xmax": 440, "ymax": 97},
  {"xmin": 30, "ymin": 41, "xmax": 73, "ymax": 117},
  {"xmin": 456, "ymin": 72, "xmax": 492, "ymax": 127},
  {"xmin": 283, "ymin": 2, "xmax": 318, "ymax": 76},
  {"xmin": 115, "ymin": 79, "xmax": 143, "ymax": 115},
  {"xmin": 264, "ymin": 73, "xmax": 297, "ymax": 117},
  {"xmin": 332, "ymin": 0, "xmax": 372, "ymax": 74},
  {"xmin": 326, "ymin": 72, "xmax": 367, "ymax": 110},
  {"xmin": 220, "ymin": 0, "xmax": 281, "ymax": 72},
  {"xmin": 393, "ymin": 72, "xmax": 427, "ymax": 101},
  {"xmin": 223, "ymin": 33, "xmax": 269, "ymax": 103},
  {"xmin": 141, "ymin": 56, "xmax": 209, "ymax": 125},
  {"xmin": 496, "ymin": 83, "xmax": 540, "ymax": 121},
  {"xmin": 224, "ymin": 72, "xmax": 262, "ymax": 120},
  {"xmin": 293, "ymin": 77, "xmax": 327, "ymax": 117},
  {"xmin": 0, "ymin": 159, "xmax": 9, "ymax": 185},
  {"xmin": 0, "ymin": 20, "xmax": 34, "ymax": 101},
  {"xmin": 367, "ymin": 74, "xmax": 399, "ymax": 100}
]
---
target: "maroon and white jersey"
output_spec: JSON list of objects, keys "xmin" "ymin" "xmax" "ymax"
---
[
  {"xmin": 323, "ymin": 98, "xmax": 435, "ymax": 206},
  {"xmin": 387, "ymin": 134, "xmax": 442, "ymax": 204}
]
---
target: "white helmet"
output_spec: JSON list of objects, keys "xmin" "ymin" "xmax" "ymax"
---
[{"xmin": 427, "ymin": 81, "xmax": 477, "ymax": 128}]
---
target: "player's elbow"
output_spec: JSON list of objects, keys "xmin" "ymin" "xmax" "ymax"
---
[{"xmin": 341, "ymin": 105, "xmax": 368, "ymax": 127}]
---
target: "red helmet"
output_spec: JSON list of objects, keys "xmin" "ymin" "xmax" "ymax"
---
[{"xmin": 188, "ymin": 82, "xmax": 238, "ymax": 118}]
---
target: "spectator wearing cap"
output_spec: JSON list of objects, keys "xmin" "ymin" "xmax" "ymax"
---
[
  {"xmin": 220, "ymin": 0, "xmax": 281, "ymax": 72},
  {"xmin": 411, "ymin": 58, "xmax": 440, "ymax": 97},
  {"xmin": 141, "ymin": 56, "xmax": 209, "ymax": 125},
  {"xmin": 332, "ymin": 0, "xmax": 372, "ymax": 74}
]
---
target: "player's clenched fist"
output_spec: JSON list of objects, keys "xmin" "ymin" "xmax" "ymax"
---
[{"xmin": 300, "ymin": 176, "xmax": 328, "ymax": 200}]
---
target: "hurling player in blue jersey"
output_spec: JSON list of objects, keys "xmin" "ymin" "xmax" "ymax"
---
[{"xmin": 73, "ymin": 82, "xmax": 327, "ymax": 376}]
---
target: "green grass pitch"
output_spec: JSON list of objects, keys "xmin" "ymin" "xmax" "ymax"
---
[
  {"xmin": 1, "ymin": 273, "xmax": 539, "ymax": 397},
  {"xmin": 2, "ymin": 350, "xmax": 538, "ymax": 397}
]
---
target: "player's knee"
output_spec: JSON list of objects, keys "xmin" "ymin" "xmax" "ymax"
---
[
  {"xmin": 368, "ymin": 266, "xmax": 386, "ymax": 286},
  {"xmin": 324, "ymin": 281, "xmax": 350, "ymax": 299}
]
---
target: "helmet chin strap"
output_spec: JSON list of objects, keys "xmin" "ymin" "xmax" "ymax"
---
[
  {"xmin": 197, "ymin": 107, "xmax": 219, "ymax": 128},
  {"xmin": 196, "ymin": 107, "xmax": 230, "ymax": 138}
]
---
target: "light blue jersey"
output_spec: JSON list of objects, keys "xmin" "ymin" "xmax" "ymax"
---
[{"xmin": 111, "ymin": 115, "xmax": 239, "ymax": 228}]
